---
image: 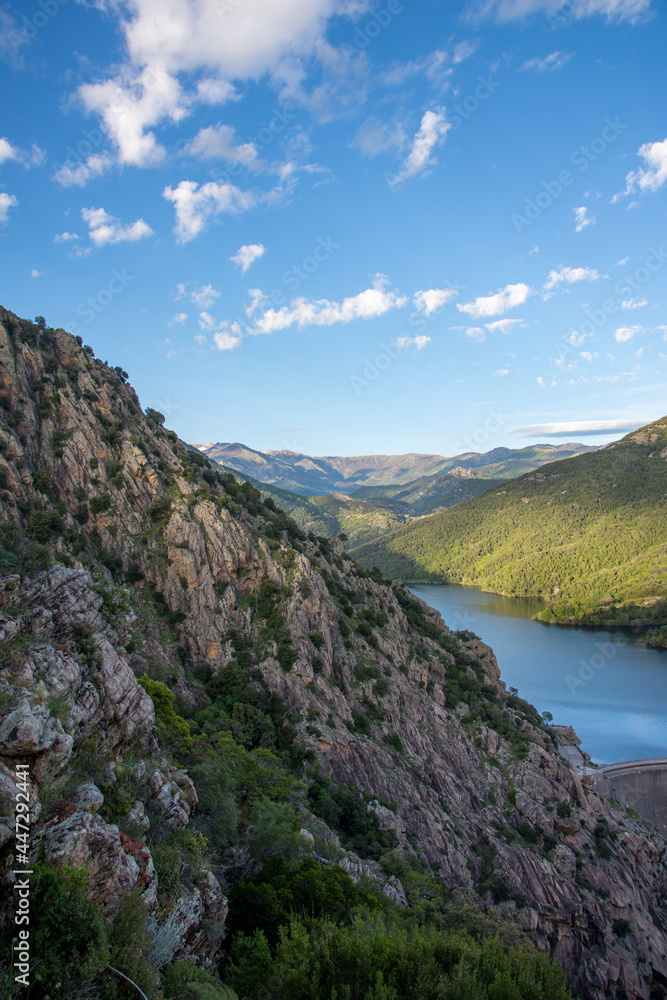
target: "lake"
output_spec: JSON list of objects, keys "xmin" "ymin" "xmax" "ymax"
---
[{"xmin": 411, "ymin": 583, "xmax": 667, "ymax": 766}]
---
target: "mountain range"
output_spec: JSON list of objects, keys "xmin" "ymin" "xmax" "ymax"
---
[{"xmin": 195, "ymin": 441, "xmax": 597, "ymax": 497}]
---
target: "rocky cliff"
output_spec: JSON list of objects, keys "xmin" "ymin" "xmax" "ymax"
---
[{"xmin": 1, "ymin": 308, "xmax": 666, "ymax": 1000}]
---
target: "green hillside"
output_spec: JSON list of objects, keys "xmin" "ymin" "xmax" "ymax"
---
[
  {"xmin": 212, "ymin": 468, "xmax": 410, "ymax": 548},
  {"xmin": 352, "ymin": 417, "xmax": 667, "ymax": 624},
  {"xmin": 352, "ymin": 471, "xmax": 501, "ymax": 516}
]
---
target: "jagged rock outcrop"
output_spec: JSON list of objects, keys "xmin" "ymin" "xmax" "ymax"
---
[{"xmin": 1, "ymin": 308, "xmax": 667, "ymax": 999}]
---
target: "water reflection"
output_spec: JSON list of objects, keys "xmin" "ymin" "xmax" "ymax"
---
[{"xmin": 411, "ymin": 583, "xmax": 667, "ymax": 765}]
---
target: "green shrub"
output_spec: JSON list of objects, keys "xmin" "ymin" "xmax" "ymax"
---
[
  {"xmin": 22, "ymin": 865, "xmax": 109, "ymax": 997},
  {"xmin": 138, "ymin": 674, "xmax": 192, "ymax": 755},
  {"xmin": 229, "ymin": 912, "xmax": 573, "ymax": 1000},
  {"xmin": 90, "ymin": 493, "xmax": 112, "ymax": 515}
]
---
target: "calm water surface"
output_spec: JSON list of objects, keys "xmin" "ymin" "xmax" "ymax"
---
[{"xmin": 411, "ymin": 583, "xmax": 667, "ymax": 765}]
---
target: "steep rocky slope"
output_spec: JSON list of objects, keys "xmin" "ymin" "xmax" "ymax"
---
[{"xmin": 1, "ymin": 308, "xmax": 666, "ymax": 999}]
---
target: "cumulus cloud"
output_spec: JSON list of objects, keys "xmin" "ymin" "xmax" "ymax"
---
[
  {"xmin": 0, "ymin": 192, "xmax": 18, "ymax": 224},
  {"xmin": 509, "ymin": 419, "xmax": 644, "ymax": 437},
  {"xmin": 190, "ymin": 284, "xmax": 221, "ymax": 309},
  {"xmin": 520, "ymin": 52, "xmax": 573, "ymax": 72},
  {"xmin": 457, "ymin": 282, "xmax": 531, "ymax": 318},
  {"xmin": 573, "ymin": 205, "xmax": 595, "ymax": 232},
  {"xmin": 54, "ymin": 231, "xmax": 79, "ymax": 243},
  {"xmin": 30, "ymin": 269, "xmax": 41, "ymax": 278},
  {"xmin": 76, "ymin": 1, "xmax": 360, "ymax": 167},
  {"xmin": 465, "ymin": 327, "xmax": 487, "ymax": 341},
  {"xmin": 231, "ymin": 243, "xmax": 266, "ymax": 273},
  {"xmin": 163, "ymin": 179, "xmax": 255, "ymax": 242},
  {"xmin": 81, "ymin": 207, "xmax": 154, "ymax": 246},
  {"xmin": 493, "ymin": 368, "xmax": 510, "ymax": 376},
  {"xmin": 213, "ymin": 322, "xmax": 243, "ymax": 351},
  {"xmin": 53, "ymin": 153, "xmax": 113, "ymax": 188},
  {"xmin": 0, "ymin": 137, "xmax": 19, "ymax": 165},
  {"xmin": 389, "ymin": 109, "xmax": 450, "ymax": 188},
  {"xmin": 615, "ymin": 324, "xmax": 643, "ymax": 342},
  {"xmin": 543, "ymin": 265, "xmax": 606, "ymax": 294},
  {"xmin": 467, "ymin": 0, "xmax": 653, "ymax": 24},
  {"xmin": 413, "ymin": 288, "xmax": 458, "ymax": 315},
  {"xmin": 396, "ymin": 335, "xmax": 431, "ymax": 349},
  {"xmin": 183, "ymin": 124, "xmax": 260, "ymax": 167},
  {"xmin": 249, "ymin": 274, "xmax": 407, "ymax": 334},
  {"xmin": 613, "ymin": 138, "xmax": 667, "ymax": 200}
]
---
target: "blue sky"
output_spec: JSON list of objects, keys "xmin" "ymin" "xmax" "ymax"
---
[{"xmin": 1, "ymin": 0, "xmax": 666, "ymax": 458}]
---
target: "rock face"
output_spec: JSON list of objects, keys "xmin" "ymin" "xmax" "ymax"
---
[{"xmin": 1, "ymin": 308, "xmax": 667, "ymax": 999}]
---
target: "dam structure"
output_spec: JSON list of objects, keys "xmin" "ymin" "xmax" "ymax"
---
[
  {"xmin": 551, "ymin": 726, "xmax": 667, "ymax": 837},
  {"xmin": 592, "ymin": 759, "xmax": 667, "ymax": 837}
]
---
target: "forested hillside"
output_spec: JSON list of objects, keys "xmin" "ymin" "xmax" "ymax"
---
[{"xmin": 353, "ymin": 418, "xmax": 667, "ymax": 624}]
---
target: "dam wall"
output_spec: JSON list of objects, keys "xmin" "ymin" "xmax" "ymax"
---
[{"xmin": 593, "ymin": 759, "xmax": 667, "ymax": 837}]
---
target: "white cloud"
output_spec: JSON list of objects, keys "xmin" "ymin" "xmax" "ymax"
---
[
  {"xmin": 621, "ymin": 297, "xmax": 647, "ymax": 309},
  {"xmin": 510, "ymin": 419, "xmax": 644, "ymax": 437},
  {"xmin": 352, "ymin": 117, "xmax": 406, "ymax": 157},
  {"xmin": 566, "ymin": 331, "xmax": 588, "ymax": 347},
  {"xmin": 183, "ymin": 124, "xmax": 260, "ymax": 167},
  {"xmin": 163, "ymin": 179, "xmax": 255, "ymax": 243},
  {"xmin": 617, "ymin": 256, "xmax": 630, "ymax": 266},
  {"xmin": 0, "ymin": 192, "xmax": 17, "ymax": 224},
  {"xmin": 543, "ymin": 265, "xmax": 606, "ymax": 294},
  {"xmin": 53, "ymin": 153, "xmax": 112, "ymax": 188},
  {"xmin": 0, "ymin": 137, "xmax": 19, "ymax": 165},
  {"xmin": 485, "ymin": 318, "xmax": 524, "ymax": 334},
  {"xmin": 537, "ymin": 376, "xmax": 545, "ymax": 387},
  {"xmin": 191, "ymin": 284, "xmax": 221, "ymax": 309},
  {"xmin": 580, "ymin": 351, "xmax": 599, "ymax": 362},
  {"xmin": 194, "ymin": 333, "xmax": 208, "ymax": 346},
  {"xmin": 396, "ymin": 335, "xmax": 431, "ymax": 349},
  {"xmin": 613, "ymin": 138, "xmax": 667, "ymax": 200},
  {"xmin": 231, "ymin": 244, "xmax": 266, "ymax": 273},
  {"xmin": 465, "ymin": 327, "xmax": 487, "ymax": 341},
  {"xmin": 81, "ymin": 206, "xmax": 154, "ymax": 246},
  {"xmin": 573, "ymin": 205, "xmax": 595, "ymax": 232},
  {"xmin": 168, "ymin": 312, "xmax": 188, "ymax": 328},
  {"xmin": 413, "ymin": 288, "xmax": 457, "ymax": 315},
  {"xmin": 249, "ymin": 274, "xmax": 407, "ymax": 334},
  {"xmin": 29, "ymin": 269, "xmax": 41, "ymax": 278},
  {"xmin": 54, "ymin": 231, "xmax": 80, "ymax": 243},
  {"xmin": 615, "ymin": 324, "xmax": 643, "ymax": 342},
  {"xmin": 493, "ymin": 368, "xmax": 510, "ymax": 376},
  {"xmin": 469, "ymin": 0, "xmax": 653, "ymax": 24},
  {"xmin": 213, "ymin": 322, "xmax": 243, "ymax": 351},
  {"xmin": 529, "ymin": 245, "xmax": 539, "ymax": 255},
  {"xmin": 520, "ymin": 52, "xmax": 573, "ymax": 72},
  {"xmin": 76, "ymin": 1, "xmax": 361, "ymax": 167},
  {"xmin": 198, "ymin": 312, "xmax": 217, "ymax": 332},
  {"xmin": 0, "ymin": 138, "xmax": 44, "ymax": 168},
  {"xmin": 457, "ymin": 282, "xmax": 531, "ymax": 318},
  {"xmin": 390, "ymin": 109, "xmax": 451, "ymax": 188}
]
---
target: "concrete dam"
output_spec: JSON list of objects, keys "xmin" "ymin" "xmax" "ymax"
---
[{"xmin": 592, "ymin": 759, "xmax": 667, "ymax": 837}]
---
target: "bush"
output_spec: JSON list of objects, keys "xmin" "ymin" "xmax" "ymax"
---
[
  {"xmin": 229, "ymin": 912, "xmax": 573, "ymax": 1000},
  {"xmin": 20, "ymin": 865, "xmax": 109, "ymax": 997},
  {"xmin": 90, "ymin": 493, "xmax": 112, "ymax": 515},
  {"xmin": 138, "ymin": 674, "xmax": 193, "ymax": 755}
]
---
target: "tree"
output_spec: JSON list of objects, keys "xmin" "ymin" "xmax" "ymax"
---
[{"xmin": 541, "ymin": 711, "xmax": 554, "ymax": 725}]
